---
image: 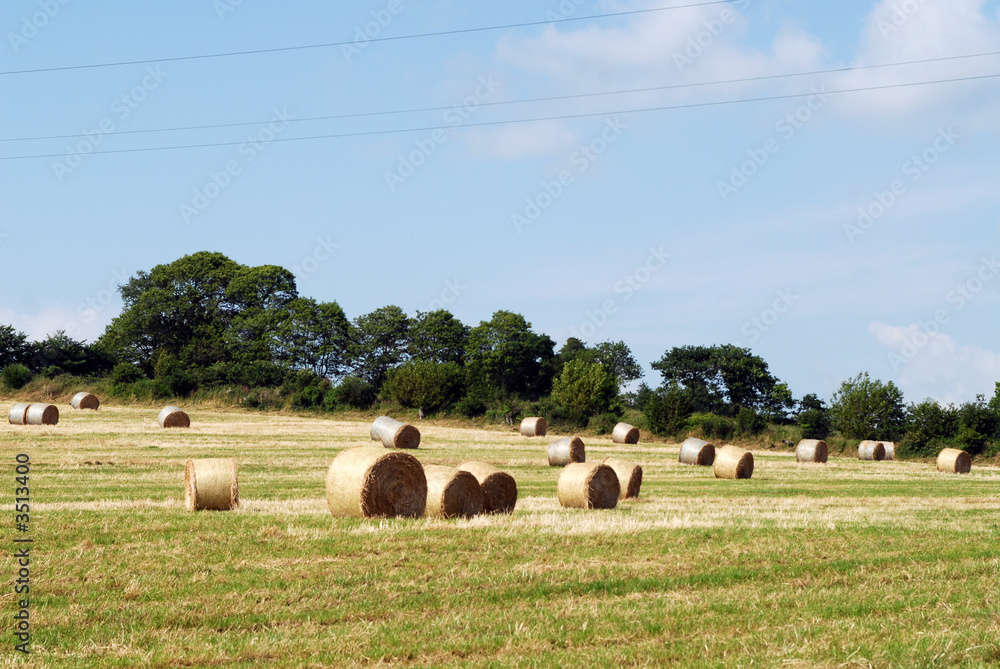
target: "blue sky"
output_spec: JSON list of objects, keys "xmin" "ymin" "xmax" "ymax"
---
[{"xmin": 2, "ymin": 0, "xmax": 999, "ymax": 405}]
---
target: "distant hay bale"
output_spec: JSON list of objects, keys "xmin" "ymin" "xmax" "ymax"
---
[
  {"xmin": 937, "ymin": 448, "xmax": 971, "ymax": 474},
  {"xmin": 158, "ymin": 406, "xmax": 190, "ymax": 429},
  {"xmin": 602, "ymin": 456, "xmax": 642, "ymax": 499},
  {"xmin": 422, "ymin": 465, "xmax": 482, "ymax": 519},
  {"xmin": 457, "ymin": 461, "xmax": 517, "ymax": 515},
  {"xmin": 520, "ymin": 416, "xmax": 547, "ymax": 437},
  {"xmin": 880, "ymin": 441, "xmax": 895, "ymax": 461},
  {"xmin": 325, "ymin": 446, "xmax": 427, "ymax": 518},
  {"xmin": 8, "ymin": 403, "xmax": 30, "ymax": 425},
  {"xmin": 612, "ymin": 422, "xmax": 640, "ymax": 444},
  {"xmin": 557, "ymin": 462, "xmax": 620, "ymax": 509},
  {"xmin": 796, "ymin": 439, "xmax": 828, "ymax": 463},
  {"xmin": 184, "ymin": 459, "xmax": 239, "ymax": 511},
  {"xmin": 679, "ymin": 437, "xmax": 715, "ymax": 466},
  {"xmin": 26, "ymin": 403, "xmax": 59, "ymax": 426},
  {"xmin": 370, "ymin": 416, "xmax": 421, "ymax": 449},
  {"xmin": 548, "ymin": 436, "xmax": 586, "ymax": 466},
  {"xmin": 857, "ymin": 440, "xmax": 885, "ymax": 461},
  {"xmin": 714, "ymin": 445, "xmax": 754, "ymax": 479},
  {"xmin": 71, "ymin": 392, "xmax": 100, "ymax": 410}
]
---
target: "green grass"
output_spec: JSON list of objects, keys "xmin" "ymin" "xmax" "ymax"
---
[{"xmin": 2, "ymin": 406, "xmax": 999, "ymax": 667}]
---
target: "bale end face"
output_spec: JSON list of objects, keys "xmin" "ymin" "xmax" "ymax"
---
[
  {"xmin": 457, "ymin": 461, "xmax": 517, "ymax": 514},
  {"xmin": 714, "ymin": 445, "xmax": 754, "ymax": 479},
  {"xmin": 557, "ymin": 462, "xmax": 620, "ymax": 509},
  {"xmin": 611, "ymin": 422, "xmax": 640, "ymax": 444},
  {"xmin": 185, "ymin": 459, "xmax": 239, "ymax": 511}
]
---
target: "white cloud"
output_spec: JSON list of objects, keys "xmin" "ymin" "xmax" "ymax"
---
[
  {"xmin": 464, "ymin": 120, "xmax": 579, "ymax": 159},
  {"xmin": 870, "ymin": 322, "xmax": 1000, "ymax": 403}
]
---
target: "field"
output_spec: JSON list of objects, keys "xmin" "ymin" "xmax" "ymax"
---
[{"xmin": 3, "ymin": 406, "xmax": 1000, "ymax": 668}]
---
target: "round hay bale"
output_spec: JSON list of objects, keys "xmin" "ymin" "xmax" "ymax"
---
[
  {"xmin": 370, "ymin": 416, "xmax": 421, "ymax": 449},
  {"xmin": 714, "ymin": 445, "xmax": 754, "ymax": 479},
  {"xmin": 679, "ymin": 437, "xmax": 715, "ymax": 466},
  {"xmin": 184, "ymin": 459, "xmax": 239, "ymax": 511},
  {"xmin": 26, "ymin": 403, "xmax": 58, "ymax": 426},
  {"xmin": 325, "ymin": 446, "xmax": 427, "ymax": 518},
  {"xmin": 158, "ymin": 406, "xmax": 190, "ymax": 429},
  {"xmin": 71, "ymin": 392, "xmax": 100, "ymax": 410},
  {"xmin": 602, "ymin": 456, "xmax": 642, "ymax": 499},
  {"xmin": 457, "ymin": 461, "xmax": 517, "ymax": 514},
  {"xmin": 857, "ymin": 440, "xmax": 885, "ymax": 461},
  {"xmin": 937, "ymin": 447, "xmax": 971, "ymax": 474},
  {"xmin": 8, "ymin": 403, "xmax": 31, "ymax": 425},
  {"xmin": 520, "ymin": 416, "xmax": 547, "ymax": 437},
  {"xmin": 611, "ymin": 422, "xmax": 640, "ymax": 444},
  {"xmin": 796, "ymin": 439, "xmax": 828, "ymax": 463},
  {"xmin": 422, "ymin": 465, "xmax": 482, "ymax": 519},
  {"xmin": 548, "ymin": 436, "xmax": 586, "ymax": 466},
  {"xmin": 879, "ymin": 441, "xmax": 895, "ymax": 461},
  {"xmin": 557, "ymin": 462, "xmax": 620, "ymax": 509}
]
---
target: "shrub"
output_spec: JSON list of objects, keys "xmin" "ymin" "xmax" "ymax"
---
[
  {"xmin": 736, "ymin": 407, "xmax": 766, "ymax": 436},
  {"xmin": 292, "ymin": 385, "xmax": 325, "ymax": 410},
  {"xmin": 830, "ymin": 372, "xmax": 906, "ymax": 440},
  {"xmin": 797, "ymin": 408, "xmax": 831, "ymax": 440},
  {"xmin": 686, "ymin": 412, "xmax": 735, "ymax": 441},
  {"xmin": 327, "ymin": 376, "xmax": 376, "ymax": 410},
  {"xmin": 588, "ymin": 412, "xmax": 618, "ymax": 436},
  {"xmin": 643, "ymin": 386, "xmax": 693, "ymax": 436},
  {"xmin": 550, "ymin": 360, "xmax": 618, "ymax": 419},
  {"xmin": 109, "ymin": 363, "xmax": 145, "ymax": 385},
  {"xmin": 1, "ymin": 364, "xmax": 32, "ymax": 390},
  {"xmin": 383, "ymin": 361, "xmax": 465, "ymax": 412},
  {"xmin": 455, "ymin": 395, "xmax": 487, "ymax": 418}
]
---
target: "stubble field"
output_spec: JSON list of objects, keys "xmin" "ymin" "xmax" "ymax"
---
[{"xmin": 2, "ymin": 406, "xmax": 999, "ymax": 668}]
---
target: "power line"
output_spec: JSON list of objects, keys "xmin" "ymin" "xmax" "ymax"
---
[
  {"xmin": 2, "ymin": 72, "xmax": 995, "ymax": 161},
  {"xmin": 4, "ymin": 50, "xmax": 998, "ymax": 144},
  {"xmin": 0, "ymin": 1, "xmax": 736, "ymax": 77}
]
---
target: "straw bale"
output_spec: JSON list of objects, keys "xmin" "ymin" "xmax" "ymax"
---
[
  {"xmin": 457, "ymin": 461, "xmax": 517, "ymax": 515},
  {"xmin": 520, "ymin": 416, "xmax": 547, "ymax": 437},
  {"xmin": 325, "ymin": 446, "xmax": 427, "ymax": 518},
  {"xmin": 8, "ymin": 403, "xmax": 30, "ymax": 425},
  {"xmin": 601, "ymin": 456, "xmax": 642, "ymax": 499},
  {"xmin": 370, "ymin": 416, "xmax": 421, "ymax": 449},
  {"xmin": 611, "ymin": 422, "xmax": 640, "ymax": 444},
  {"xmin": 857, "ymin": 440, "xmax": 885, "ymax": 461},
  {"xmin": 557, "ymin": 462, "xmax": 620, "ymax": 509},
  {"xmin": 548, "ymin": 436, "xmax": 586, "ymax": 466},
  {"xmin": 71, "ymin": 392, "xmax": 100, "ymax": 410},
  {"xmin": 714, "ymin": 445, "xmax": 754, "ymax": 479},
  {"xmin": 158, "ymin": 406, "xmax": 190, "ymax": 429},
  {"xmin": 937, "ymin": 447, "xmax": 971, "ymax": 474},
  {"xmin": 26, "ymin": 403, "xmax": 58, "ymax": 426},
  {"xmin": 185, "ymin": 459, "xmax": 239, "ymax": 511},
  {"xmin": 796, "ymin": 439, "xmax": 828, "ymax": 463},
  {"xmin": 678, "ymin": 437, "xmax": 715, "ymax": 466},
  {"xmin": 422, "ymin": 465, "xmax": 482, "ymax": 519}
]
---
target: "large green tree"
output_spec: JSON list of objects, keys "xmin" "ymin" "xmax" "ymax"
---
[
  {"xmin": 829, "ymin": 372, "xmax": 907, "ymax": 440},
  {"xmin": 550, "ymin": 359, "xmax": 618, "ymax": 418},
  {"xmin": 651, "ymin": 344, "xmax": 783, "ymax": 416},
  {"xmin": 408, "ymin": 310, "xmax": 469, "ymax": 365},
  {"xmin": 465, "ymin": 311, "xmax": 555, "ymax": 400},
  {"xmin": 350, "ymin": 305, "xmax": 410, "ymax": 389},
  {"xmin": 0, "ymin": 325, "xmax": 32, "ymax": 369},
  {"xmin": 276, "ymin": 298, "xmax": 352, "ymax": 380},
  {"xmin": 593, "ymin": 340, "xmax": 644, "ymax": 390}
]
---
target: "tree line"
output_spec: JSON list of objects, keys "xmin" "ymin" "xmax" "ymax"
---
[{"xmin": 1, "ymin": 251, "xmax": 998, "ymax": 459}]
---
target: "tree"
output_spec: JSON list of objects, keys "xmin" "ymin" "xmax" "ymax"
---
[
  {"xmin": 796, "ymin": 393, "xmax": 831, "ymax": 439},
  {"xmin": 651, "ymin": 344, "xmax": 783, "ymax": 416},
  {"xmin": 408, "ymin": 310, "xmax": 469, "ymax": 365},
  {"xmin": 31, "ymin": 331, "xmax": 103, "ymax": 376},
  {"xmin": 593, "ymin": 340, "xmax": 643, "ymax": 390},
  {"xmin": 0, "ymin": 325, "xmax": 32, "ymax": 369},
  {"xmin": 383, "ymin": 360, "xmax": 465, "ymax": 412},
  {"xmin": 643, "ymin": 384, "xmax": 693, "ymax": 436},
  {"xmin": 829, "ymin": 372, "xmax": 906, "ymax": 440},
  {"xmin": 350, "ymin": 305, "xmax": 410, "ymax": 389},
  {"xmin": 276, "ymin": 298, "xmax": 352, "ymax": 380},
  {"xmin": 550, "ymin": 359, "xmax": 617, "ymax": 419},
  {"xmin": 464, "ymin": 311, "xmax": 555, "ymax": 400}
]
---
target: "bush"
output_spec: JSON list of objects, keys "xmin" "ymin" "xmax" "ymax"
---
[
  {"xmin": 1, "ymin": 364, "xmax": 33, "ymax": 390},
  {"xmin": 797, "ymin": 408, "xmax": 831, "ymax": 440},
  {"xmin": 736, "ymin": 407, "xmax": 766, "ymax": 436},
  {"xmin": 643, "ymin": 386, "xmax": 693, "ymax": 436},
  {"xmin": 550, "ymin": 360, "xmax": 618, "ymax": 420},
  {"xmin": 292, "ymin": 385, "xmax": 325, "ymax": 410},
  {"xmin": 109, "ymin": 363, "xmax": 145, "ymax": 385},
  {"xmin": 455, "ymin": 395, "xmax": 487, "ymax": 418},
  {"xmin": 588, "ymin": 412, "xmax": 618, "ymax": 436},
  {"xmin": 326, "ymin": 376, "xmax": 376, "ymax": 410},
  {"xmin": 956, "ymin": 426, "xmax": 988, "ymax": 456},
  {"xmin": 686, "ymin": 412, "xmax": 735, "ymax": 441},
  {"xmin": 382, "ymin": 361, "xmax": 465, "ymax": 412}
]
